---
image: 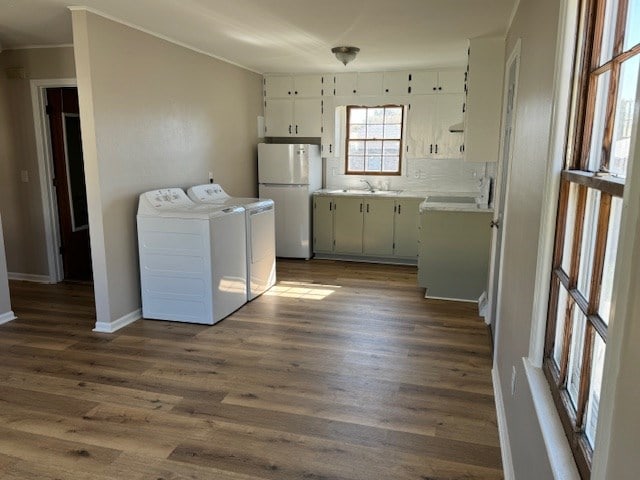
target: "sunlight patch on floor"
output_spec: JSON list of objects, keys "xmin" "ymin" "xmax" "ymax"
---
[{"xmin": 264, "ymin": 281, "xmax": 340, "ymax": 300}]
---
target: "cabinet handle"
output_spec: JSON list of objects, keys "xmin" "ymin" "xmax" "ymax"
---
[
  {"xmin": 430, "ymin": 144, "xmax": 433, "ymax": 154},
  {"xmin": 289, "ymin": 125, "xmax": 292, "ymax": 134},
  {"xmin": 398, "ymin": 204, "xmax": 402, "ymax": 214},
  {"xmin": 366, "ymin": 204, "xmax": 370, "ymax": 213},
  {"xmin": 435, "ymin": 144, "xmax": 438, "ymax": 154},
  {"xmin": 359, "ymin": 203, "xmax": 363, "ymax": 213},
  {"xmin": 438, "ymin": 86, "xmax": 442, "ymax": 91},
  {"xmin": 329, "ymin": 144, "xmax": 332, "ymax": 153},
  {"xmin": 288, "ymin": 91, "xmax": 291, "ymax": 95},
  {"xmin": 385, "ymin": 88, "xmax": 389, "ymax": 93},
  {"xmin": 353, "ymin": 89, "xmax": 357, "ymax": 94},
  {"xmin": 329, "ymin": 202, "xmax": 333, "ymax": 211},
  {"xmin": 295, "ymin": 125, "xmax": 298, "ymax": 134},
  {"xmin": 294, "ymin": 91, "xmax": 298, "ymax": 95},
  {"xmin": 432, "ymin": 87, "xmax": 437, "ymax": 91}
]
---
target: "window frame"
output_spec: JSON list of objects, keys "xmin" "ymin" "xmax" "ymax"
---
[
  {"xmin": 543, "ymin": 0, "xmax": 639, "ymax": 477},
  {"xmin": 344, "ymin": 105, "xmax": 404, "ymax": 176}
]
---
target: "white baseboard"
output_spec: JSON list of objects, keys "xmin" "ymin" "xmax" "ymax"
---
[
  {"xmin": 93, "ymin": 308, "xmax": 141, "ymax": 333},
  {"xmin": 8, "ymin": 272, "xmax": 53, "ymax": 283},
  {"xmin": 0, "ymin": 311, "xmax": 17, "ymax": 325},
  {"xmin": 493, "ymin": 366, "xmax": 515, "ymax": 480}
]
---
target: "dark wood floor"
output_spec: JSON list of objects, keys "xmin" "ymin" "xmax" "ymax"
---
[{"xmin": 0, "ymin": 259, "xmax": 502, "ymax": 480}]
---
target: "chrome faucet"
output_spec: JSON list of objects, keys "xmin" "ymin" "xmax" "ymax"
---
[{"xmin": 360, "ymin": 179, "xmax": 375, "ymax": 192}]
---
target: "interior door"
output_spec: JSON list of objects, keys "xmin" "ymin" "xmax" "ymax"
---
[
  {"xmin": 489, "ymin": 53, "xmax": 519, "ymax": 343},
  {"xmin": 46, "ymin": 87, "xmax": 92, "ymax": 282}
]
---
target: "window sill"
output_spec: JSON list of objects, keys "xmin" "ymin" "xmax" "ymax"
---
[{"xmin": 522, "ymin": 357, "xmax": 581, "ymax": 480}]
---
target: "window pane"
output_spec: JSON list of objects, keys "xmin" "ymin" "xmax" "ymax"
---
[
  {"xmin": 599, "ymin": 196, "xmax": 623, "ymax": 324},
  {"xmin": 367, "ymin": 108, "xmax": 384, "ymax": 124},
  {"xmin": 384, "ymin": 124, "xmax": 401, "ymax": 139},
  {"xmin": 349, "ymin": 124, "xmax": 367, "ymax": 139},
  {"xmin": 561, "ymin": 183, "xmax": 580, "ymax": 273},
  {"xmin": 585, "ymin": 333, "xmax": 606, "ymax": 448},
  {"xmin": 383, "ymin": 140, "xmax": 400, "ymax": 156},
  {"xmin": 382, "ymin": 156, "xmax": 399, "ymax": 172},
  {"xmin": 599, "ymin": 0, "xmax": 620, "ymax": 65},
  {"xmin": 350, "ymin": 108, "xmax": 367, "ymax": 124},
  {"xmin": 366, "ymin": 141, "xmax": 383, "ymax": 156},
  {"xmin": 348, "ymin": 156, "xmax": 364, "ymax": 171},
  {"xmin": 624, "ymin": 0, "xmax": 640, "ymax": 51},
  {"xmin": 553, "ymin": 285, "xmax": 570, "ymax": 368},
  {"xmin": 349, "ymin": 140, "xmax": 365, "ymax": 155},
  {"xmin": 577, "ymin": 189, "xmax": 601, "ymax": 298},
  {"xmin": 365, "ymin": 156, "xmax": 382, "ymax": 171},
  {"xmin": 385, "ymin": 107, "xmax": 402, "ymax": 124},
  {"xmin": 567, "ymin": 308, "xmax": 587, "ymax": 410},
  {"xmin": 367, "ymin": 124, "xmax": 384, "ymax": 139},
  {"xmin": 610, "ymin": 54, "xmax": 639, "ymax": 177},
  {"xmin": 588, "ymin": 71, "xmax": 611, "ymax": 172}
]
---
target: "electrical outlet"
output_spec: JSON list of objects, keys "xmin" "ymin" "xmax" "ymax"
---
[
  {"xmin": 20, "ymin": 170, "xmax": 29, "ymax": 183},
  {"xmin": 511, "ymin": 366, "xmax": 517, "ymax": 396},
  {"xmin": 208, "ymin": 171, "xmax": 214, "ymax": 183}
]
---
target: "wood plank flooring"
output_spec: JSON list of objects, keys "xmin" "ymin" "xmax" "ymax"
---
[{"xmin": 0, "ymin": 259, "xmax": 502, "ymax": 480}]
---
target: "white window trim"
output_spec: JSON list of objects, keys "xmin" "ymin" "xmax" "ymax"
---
[{"xmin": 526, "ymin": 0, "xmax": 640, "ymax": 477}]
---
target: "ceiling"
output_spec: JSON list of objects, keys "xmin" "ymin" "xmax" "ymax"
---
[{"xmin": 0, "ymin": 0, "xmax": 516, "ymax": 74}]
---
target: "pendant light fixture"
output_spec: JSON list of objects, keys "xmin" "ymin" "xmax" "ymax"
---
[{"xmin": 331, "ymin": 46, "xmax": 360, "ymax": 66}]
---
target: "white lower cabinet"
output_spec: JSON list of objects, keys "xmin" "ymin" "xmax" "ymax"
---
[{"xmin": 313, "ymin": 194, "xmax": 421, "ymax": 261}]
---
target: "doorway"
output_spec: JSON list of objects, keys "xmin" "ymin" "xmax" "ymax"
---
[
  {"xmin": 488, "ymin": 43, "xmax": 520, "ymax": 345},
  {"xmin": 45, "ymin": 87, "xmax": 92, "ymax": 282}
]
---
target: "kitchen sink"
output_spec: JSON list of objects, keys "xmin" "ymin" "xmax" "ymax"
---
[
  {"xmin": 426, "ymin": 196, "xmax": 477, "ymax": 204},
  {"xmin": 328, "ymin": 189, "xmax": 402, "ymax": 195}
]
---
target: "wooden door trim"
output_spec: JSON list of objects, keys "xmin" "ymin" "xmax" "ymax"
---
[{"xmin": 29, "ymin": 78, "xmax": 77, "ymax": 283}]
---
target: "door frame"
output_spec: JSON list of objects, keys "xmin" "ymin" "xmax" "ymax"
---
[
  {"xmin": 30, "ymin": 78, "xmax": 77, "ymax": 283},
  {"xmin": 486, "ymin": 40, "xmax": 521, "ymax": 351}
]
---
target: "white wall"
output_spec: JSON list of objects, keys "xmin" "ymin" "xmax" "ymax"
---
[
  {"xmin": 0, "ymin": 214, "xmax": 15, "ymax": 324},
  {"xmin": 71, "ymin": 10, "xmax": 263, "ymax": 330},
  {"xmin": 493, "ymin": 0, "xmax": 561, "ymax": 477}
]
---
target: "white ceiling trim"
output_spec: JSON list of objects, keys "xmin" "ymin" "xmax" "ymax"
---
[{"xmin": 67, "ymin": 6, "xmax": 262, "ymax": 75}]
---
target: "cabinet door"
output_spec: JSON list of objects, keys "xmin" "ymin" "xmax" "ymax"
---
[
  {"xmin": 357, "ymin": 72, "xmax": 383, "ymax": 96},
  {"xmin": 437, "ymin": 70, "xmax": 465, "ymax": 94},
  {"xmin": 363, "ymin": 198, "xmax": 395, "ymax": 255},
  {"xmin": 406, "ymin": 96, "xmax": 437, "ymax": 158},
  {"xmin": 265, "ymin": 99, "xmax": 293, "ymax": 136},
  {"xmin": 265, "ymin": 76, "xmax": 293, "ymax": 98},
  {"xmin": 294, "ymin": 98, "xmax": 322, "ymax": 136},
  {"xmin": 321, "ymin": 97, "xmax": 336, "ymax": 157},
  {"xmin": 334, "ymin": 197, "xmax": 364, "ymax": 254},
  {"xmin": 394, "ymin": 198, "xmax": 422, "ymax": 257},
  {"xmin": 294, "ymin": 75, "xmax": 323, "ymax": 97},
  {"xmin": 411, "ymin": 70, "xmax": 439, "ymax": 94},
  {"xmin": 321, "ymin": 75, "xmax": 335, "ymax": 96},
  {"xmin": 334, "ymin": 73, "xmax": 358, "ymax": 96},
  {"xmin": 313, "ymin": 196, "xmax": 334, "ymax": 253},
  {"xmin": 434, "ymin": 94, "xmax": 464, "ymax": 157},
  {"xmin": 384, "ymin": 71, "xmax": 410, "ymax": 95}
]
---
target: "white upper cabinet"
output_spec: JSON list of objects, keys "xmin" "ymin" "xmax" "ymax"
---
[
  {"xmin": 434, "ymin": 94, "xmax": 465, "ymax": 157},
  {"xmin": 410, "ymin": 69, "xmax": 464, "ymax": 94},
  {"xmin": 293, "ymin": 75, "xmax": 323, "ymax": 97},
  {"xmin": 264, "ymin": 76, "xmax": 294, "ymax": 98},
  {"xmin": 356, "ymin": 72, "xmax": 384, "ymax": 96},
  {"xmin": 383, "ymin": 71, "xmax": 410, "ymax": 95},
  {"xmin": 406, "ymin": 94, "xmax": 464, "ymax": 158},
  {"xmin": 334, "ymin": 73, "xmax": 358, "ymax": 96},
  {"xmin": 264, "ymin": 98, "xmax": 294, "ymax": 136},
  {"xmin": 294, "ymin": 98, "xmax": 322, "ymax": 136}
]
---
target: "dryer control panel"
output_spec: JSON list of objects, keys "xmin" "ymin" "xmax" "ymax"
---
[
  {"xmin": 188, "ymin": 184, "xmax": 230, "ymax": 202},
  {"xmin": 145, "ymin": 188, "xmax": 192, "ymax": 209}
]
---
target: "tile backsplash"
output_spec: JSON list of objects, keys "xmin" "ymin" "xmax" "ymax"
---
[{"xmin": 325, "ymin": 156, "xmax": 496, "ymax": 194}]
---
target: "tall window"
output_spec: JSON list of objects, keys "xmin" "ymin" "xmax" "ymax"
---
[
  {"xmin": 346, "ymin": 105, "xmax": 404, "ymax": 175},
  {"xmin": 544, "ymin": 0, "xmax": 639, "ymax": 477}
]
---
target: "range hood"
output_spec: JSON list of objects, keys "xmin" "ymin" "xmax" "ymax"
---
[{"xmin": 449, "ymin": 122, "xmax": 464, "ymax": 133}]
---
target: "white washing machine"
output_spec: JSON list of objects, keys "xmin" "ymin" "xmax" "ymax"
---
[
  {"xmin": 187, "ymin": 184, "xmax": 276, "ymax": 301},
  {"xmin": 137, "ymin": 188, "xmax": 247, "ymax": 325}
]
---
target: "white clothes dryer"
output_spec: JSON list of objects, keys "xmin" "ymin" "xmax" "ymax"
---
[
  {"xmin": 137, "ymin": 188, "xmax": 247, "ymax": 324},
  {"xmin": 187, "ymin": 184, "xmax": 276, "ymax": 301}
]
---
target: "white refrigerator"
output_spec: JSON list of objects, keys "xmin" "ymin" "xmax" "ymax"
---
[{"xmin": 258, "ymin": 143, "xmax": 322, "ymax": 259}]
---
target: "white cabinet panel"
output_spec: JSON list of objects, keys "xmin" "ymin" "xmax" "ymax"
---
[
  {"xmin": 334, "ymin": 73, "xmax": 358, "ymax": 96},
  {"xmin": 363, "ymin": 198, "xmax": 395, "ymax": 255},
  {"xmin": 321, "ymin": 97, "xmax": 336, "ymax": 157},
  {"xmin": 265, "ymin": 76, "xmax": 293, "ymax": 98},
  {"xmin": 411, "ymin": 71, "xmax": 439, "ymax": 94},
  {"xmin": 407, "ymin": 96, "xmax": 437, "ymax": 158},
  {"xmin": 357, "ymin": 72, "xmax": 383, "ymax": 96},
  {"xmin": 265, "ymin": 99, "xmax": 293, "ymax": 136},
  {"xmin": 294, "ymin": 98, "xmax": 322, "ymax": 136},
  {"xmin": 294, "ymin": 75, "xmax": 323, "ymax": 97},
  {"xmin": 334, "ymin": 197, "xmax": 364, "ymax": 254},
  {"xmin": 434, "ymin": 94, "xmax": 464, "ymax": 158},
  {"xmin": 322, "ymin": 75, "xmax": 335, "ymax": 96},
  {"xmin": 384, "ymin": 71, "xmax": 410, "ymax": 95},
  {"xmin": 438, "ymin": 70, "xmax": 465, "ymax": 94}
]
